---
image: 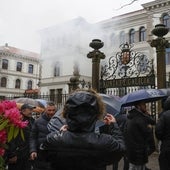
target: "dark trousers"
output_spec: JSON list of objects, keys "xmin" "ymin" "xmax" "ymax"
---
[
  {"xmin": 112, "ymin": 155, "xmax": 129, "ymax": 170},
  {"xmin": 8, "ymin": 158, "xmax": 31, "ymax": 170},
  {"xmin": 159, "ymin": 151, "xmax": 170, "ymax": 170}
]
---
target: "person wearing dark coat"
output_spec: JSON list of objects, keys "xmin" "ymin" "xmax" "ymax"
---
[
  {"xmin": 29, "ymin": 101, "xmax": 56, "ymax": 170},
  {"xmin": 112, "ymin": 111, "xmax": 129, "ymax": 170},
  {"xmin": 41, "ymin": 89, "xmax": 126, "ymax": 170},
  {"xmin": 155, "ymin": 96, "xmax": 170, "ymax": 170},
  {"xmin": 124, "ymin": 101, "xmax": 155, "ymax": 170},
  {"xmin": 6, "ymin": 104, "xmax": 35, "ymax": 170}
]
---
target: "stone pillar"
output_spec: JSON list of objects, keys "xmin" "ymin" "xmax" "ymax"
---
[
  {"xmin": 87, "ymin": 39, "xmax": 105, "ymax": 92},
  {"xmin": 150, "ymin": 24, "xmax": 169, "ymax": 89}
]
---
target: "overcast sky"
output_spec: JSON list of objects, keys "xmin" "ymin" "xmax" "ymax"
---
[{"xmin": 0, "ymin": 0, "xmax": 153, "ymax": 53}]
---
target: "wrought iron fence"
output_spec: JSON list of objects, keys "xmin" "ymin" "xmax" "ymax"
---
[{"xmin": 5, "ymin": 93, "xmax": 69, "ymax": 110}]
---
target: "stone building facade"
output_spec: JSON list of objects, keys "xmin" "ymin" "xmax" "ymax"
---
[
  {"xmin": 39, "ymin": 0, "xmax": 170, "ymax": 96},
  {"xmin": 0, "ymin": 43, "xmax": 41, "ymax": 98}
]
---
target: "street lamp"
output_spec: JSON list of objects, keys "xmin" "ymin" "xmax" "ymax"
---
[
  {"xmin": 87, "ymin": 39, "xmax": 105, "ymax": 92},
  {"xmin": 150, "ymin": 24, "xmax": 169, "ymax": 89}
]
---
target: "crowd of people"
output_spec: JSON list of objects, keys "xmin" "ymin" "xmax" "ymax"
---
[{"xmin": 3, "ymin": 88, "xmax": 170, "ymax": 170}]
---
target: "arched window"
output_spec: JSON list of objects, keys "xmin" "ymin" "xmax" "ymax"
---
[
  {"xmin": 27, "ymin": 80, "xmax": 32, "ymax": 89},
  {"xmin": 2, "ymin": 59, "xmax": 8, "ymax": 69},
  {"xmin": 139, "ymin": 27, "xmax": 146, "ymax": 42},
  {"xmin": 16, "ymin": 62, "xmax": 22, "ymax": 71},
  {"xmin": 15, "ymin": 79, "xmax": 21, "ymax": 89},
  {"xmin": 162, "ymin": 14, "xmax": 170, "ymax": 28},
  {"xmin": 129, "ymin": 29, "xmax": 135, "ymax": 44},
  {"xmin": 28, "ymin": 64, "xmax": 34, "ymax": 74},
  {"xmin": 1, "ymin": 77, "xmax": 7, "ymax": 87},
  {"xmin": 119, "ymin": 31, "xmax": 125, "ymax": 44}
]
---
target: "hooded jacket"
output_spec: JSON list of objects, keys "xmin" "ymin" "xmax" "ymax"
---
[
  {"xmin": 125, "ymin": 108, "xmax": 155, "ymax": 165},
  {"xmin": 43, "ymin": 91, "xmax": 126, "ymax": 170}
]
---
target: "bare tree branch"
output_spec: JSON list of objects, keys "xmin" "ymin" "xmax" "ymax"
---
[{"xmin": 114, "ymin": 0, "xmax": 139, "ymax": 10}]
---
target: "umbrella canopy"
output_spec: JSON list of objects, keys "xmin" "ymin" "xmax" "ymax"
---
[
  {"xmin": 16, "ymin": 103, "xmax": 45, "ymax": 113},
  {"xmin": 35, "ymin": 99, "xmax": 47, "ymax": 107},
  {"xmin": 99, "ymin": 93, "xmax": 122, "ymax": 116},
  {"xmin": 121, "ymin": 89, "xmax": 167, "ymax": 107},
  {"xmin": 159, "ymin": 88, "xmax": 170, "ymax": 96},
  {"xmin": 12, "ymin": 97, "xmax": 41, "ymax": 107},
  {"xmin": 48, "ymin": 94, "xmax": 122, "ymax": 132}
]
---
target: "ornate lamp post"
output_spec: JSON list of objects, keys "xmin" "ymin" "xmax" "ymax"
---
[
  {"xmin": 150, "ymin": 24, "xmax": 169, "ymax": 89},
  {"xmin": 87, "ymin": 39, "xmax": 105, "ymax": 92}
]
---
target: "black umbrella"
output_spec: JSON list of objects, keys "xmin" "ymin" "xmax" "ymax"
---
[{"xmin": 121, "ymin": 89, "xmax": 167, "ymax": 107}]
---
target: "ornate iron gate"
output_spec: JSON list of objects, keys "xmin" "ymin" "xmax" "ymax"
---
[{"xmin": 99, "ymin": 43, "xmax": 156, "ymax": 117}]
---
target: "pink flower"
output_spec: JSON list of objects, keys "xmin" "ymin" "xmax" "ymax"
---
[
  {"xmin": 0, "ymin": 148, "xmax": 5, "ymax": 156},
  {"xmin": 0, "ymin": 100, "xmax": 28, "ymax": 168},
  {"xmin": 1, "ymin": 100, "xmax": 17, "ymax": 110},
  {"xmin": 0, "ymin": 130, "xmax": 7, "ymax": 144},
  {"xmin": 3, "ymin": 104, "xmax": 28, "ymax": 128},
  {"xmin": 0, "ymin": 103, "xmax": 5, "ymax": 115}
]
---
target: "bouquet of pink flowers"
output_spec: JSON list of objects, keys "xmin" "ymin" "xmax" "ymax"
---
[{"xmin": 0, "ymin": 100, "xmax": 28, "ymax": 169}]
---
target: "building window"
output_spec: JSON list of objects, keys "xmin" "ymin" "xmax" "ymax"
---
[
  {"xmin": 139, "ymin": 27, "xmax": 146, "ymax": 42},
  {"xmin": 28, "ymin": 64, "xmax": 33, "ymax": 74},
  {"xmin": 120, "ymin": 31, "xmax": 125, "ymax": 44},
  {"xmin": 27, "ymin": 80, "xmax": 32, "ymax": 89},
  {"xmin": 50, "ymin": 89, "xmax": 55, "ymax": 102},
  {"xmin": 1, "ymin": 77, "xmax": 7, "ymax": 87},
  {"xmin": 129, "ymin": 29, "xmax": 135, "ymax": 44},
  {"xmin": 16, "ymin": 62, "xmax": 22, "ymax": 71},
  {"xmin": 15, "ymin": 79, "xmax": 21, "ymax": 89},
  {"xmin": 166, "ymin": 49, "xmax": 170, "ymax": 65},
  {"xmin": 2, "ymin": 59, "xmax": 8, "ymax": 69},
  {"xmin": 56, "ymin": 89, "xmax": 62, "ymax": 103},
  {"xmin": 162, "ymin": 14, "xmax": 170, "ymax": 28},
  {"xmin": 54, "ymin": 62, "xmax": 60, "ymax": 77}
]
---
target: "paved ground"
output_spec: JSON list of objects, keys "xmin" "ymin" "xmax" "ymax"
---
[
  {"xmin": 107, "ymin": 151, "xmax": 159, "ymax": 170},
  {"xmin": 146, "ymin": 152, "xmax": 159, "ymax": 170}
]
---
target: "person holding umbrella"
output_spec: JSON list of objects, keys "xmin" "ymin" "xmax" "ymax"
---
[{"xmin": 124, "ymin": 101, "xmax": 155, "ymax": 170}]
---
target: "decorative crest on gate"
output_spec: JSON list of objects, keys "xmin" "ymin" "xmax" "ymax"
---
[{"xmin": 101, "ymin": 42, "xmax": 154, "ymax": 80}]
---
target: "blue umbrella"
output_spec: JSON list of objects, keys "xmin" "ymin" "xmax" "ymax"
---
[
  {"xmin": 121, "ymin": 89, "xmax": 167, "ymax": 107},
  {"xmin": 99, "ymin": 93, "xmax": 122, "ymax": 116},
  {"xmin": 159, "ymin": 88, "xmax": 170, "ymax": 96}
]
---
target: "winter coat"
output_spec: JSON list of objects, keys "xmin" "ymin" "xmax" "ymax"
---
[
  {"xmin": 42, "ymin": 91, "xmax": 125, "ymax": 170},
  {"xmin": 6, "ymin": 116, "xmax": 34, "ymax": 160},
  {"xmin": 124, "ymin": 108, "xmax": 155, "ymax": 165},
  {"xmin": 30, "ymin": 113, "xmax": 51, "ymax": 153},
  {"xmin": 155, "ymin": 97, "xmax": 170, "ymax": 152},
  {"xmin": 29, "ymin": 113, "xmax": 53, "ymax": 170},
  {"xmin": 44, "ymin": 123, "xmax": 125, "ymax": 170}
]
